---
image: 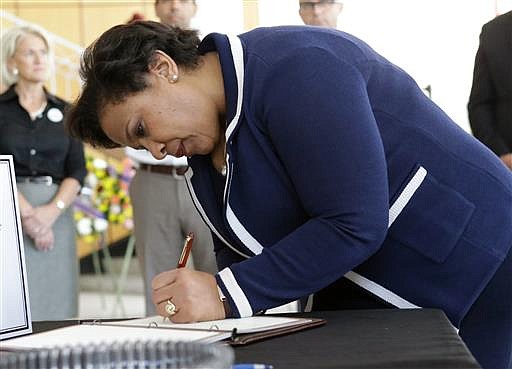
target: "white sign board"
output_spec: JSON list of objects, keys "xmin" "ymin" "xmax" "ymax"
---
[{"xmin": 0, "ymin": 155, "xmax": 32, "ymax": 340}]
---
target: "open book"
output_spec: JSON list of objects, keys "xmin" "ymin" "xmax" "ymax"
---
[
  {"xmin": 1, "ymin": 315, "xmax": 325, "ymax": 350},
  {"xmin": 108, "ymin": 315, "xmax": 325, "ymax": 345}
]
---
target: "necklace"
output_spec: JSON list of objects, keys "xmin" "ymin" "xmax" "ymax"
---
[{"xmin": 29, "ymin": 102, "xmax": 47, "ymax": 121}]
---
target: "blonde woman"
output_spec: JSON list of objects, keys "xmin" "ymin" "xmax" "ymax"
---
[{"xmin": 0, "ymin": 25, "xmax": 86, "ymax": 320}]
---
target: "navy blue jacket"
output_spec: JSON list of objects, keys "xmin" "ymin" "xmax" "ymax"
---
[{"xmin": 185, "ymin": 26, "xmax": 512, "ymax": 327}]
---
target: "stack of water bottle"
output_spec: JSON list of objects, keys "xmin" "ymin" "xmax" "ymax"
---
[{"xmin": 0, "ymin": 340, "xmax": 234, "ymax": 368}]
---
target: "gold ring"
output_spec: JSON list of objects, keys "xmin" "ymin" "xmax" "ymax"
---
[{"xmin": 165, "ymin": 299, "xmax": 177, "ymax": 316}]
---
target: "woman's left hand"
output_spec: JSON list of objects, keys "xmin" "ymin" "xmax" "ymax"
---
[
  {"xmin": 151, "ymin": 269, "xmax": 226, "ymax": 323},
  {"xmin": 31, "ymin": 203, "xmax": 60, "ymax": 234},
  {"xmin": 34, "ymin": 228, "xmax": 55, "ymax": 251}
]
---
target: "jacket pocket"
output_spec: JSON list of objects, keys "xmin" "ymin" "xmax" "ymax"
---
[{"xmin": 388, "ymin": 166, "xmax": 475, "ymax": 263}]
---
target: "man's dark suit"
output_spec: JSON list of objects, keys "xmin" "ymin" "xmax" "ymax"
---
[{"xmin": 468, "ymin": 11, "xmax": 512, "ymax": 157}]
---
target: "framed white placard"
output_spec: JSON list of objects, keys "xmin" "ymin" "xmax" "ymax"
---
[{"xmin": 0, "ymin": 155, "xmax": 32, "ymax": 340}]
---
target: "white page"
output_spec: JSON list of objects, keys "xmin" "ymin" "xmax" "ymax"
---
[
  {"xmin": 115, "ymin": 315, "xmax": 313, "ymax": 334},
  {"xmin": 1, "ymin": 324, "xmax": 230, "ymax": 350},
  {"xmin": 0, "ymin": 156, "xmax": 32, "ymax": 340}
]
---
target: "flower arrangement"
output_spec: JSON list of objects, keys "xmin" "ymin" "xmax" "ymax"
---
[{"xmin": 74, "ymin": 153, "xmax": 135, "ymax": 244}]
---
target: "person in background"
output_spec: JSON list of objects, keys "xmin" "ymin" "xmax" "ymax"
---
[
  {"xmin": 154, "ymin": 0, "xmax": 197, "ymax": 28},
  {"xmin": 67, "ymin": 21, "xmax": 512, "ymax": 369},
  {"xmin": 0, "ymin": 25, "xmax": 86, "ymax": 320},
  {"xmin": 127, "ymin": 12, "xmax": 146, "ymax": 23},
  {"xmin": 468, "ymin": 10, "xmax": 512, "ymax": 171},
  {"xmin": 125, "ymin": 0, "xmax": 217, "ymax": 316},
  {"xmin": 299, "ymin": 0, "xmax": 343, "ymax": 28}
]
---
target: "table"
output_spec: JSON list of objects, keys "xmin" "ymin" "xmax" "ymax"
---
[
  {"xmin": 29, "ymin": 309, "xmax": 480, "ymax": 369},
  {"xmin": 233, "ymin": 309, "xmax": 480, "ymax": 369}
]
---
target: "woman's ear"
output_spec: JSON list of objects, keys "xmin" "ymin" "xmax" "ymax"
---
[
  {"xmin": 149, "ymin": 50, "xmax": 179, "ymax": 83},
  {"xmin": 6, "ymin": 57, "xmax": 16, "ymax": 73}
]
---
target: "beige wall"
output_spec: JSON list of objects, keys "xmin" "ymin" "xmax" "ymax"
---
[
  {"xmin": 243, "ymin": 0, "xmax": 259, "ymax": 31},
  {"xmin": 2, "ymin": 1, "xmax": 158, "ymax": 46},
  {"xmin": 3, "ymin": 1, "xmax": 259, "ymax": 47}
]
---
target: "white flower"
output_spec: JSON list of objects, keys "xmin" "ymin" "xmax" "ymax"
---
[
  {"xmin": 76, "ymin": 218, "xmax": 93, "ymax": 236},
  {"xmin": 93, "ymin": 158, "xmax": 108, "ymax": 169},
  {"xmin": 93, "ymin": 218, "xmax": 109, "ymax": 232},
  {"xmin": 110, "ymin": 204, "xmax": 121, "ymax": 215},
  {"xmin": 85, "ymin": 172, "xmax": 98, "ymax": 188}
]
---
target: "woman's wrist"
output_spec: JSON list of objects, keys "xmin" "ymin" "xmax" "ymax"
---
[{"xmin": 217, "ymin": 286, "xmax": 232, "ymax": 318}]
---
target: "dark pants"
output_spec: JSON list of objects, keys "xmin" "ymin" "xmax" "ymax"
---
[
  {"xmin": 459, "ymin": 247, "xmax": 512, "ymax": 369},
  {"xmin": 312, "ymin": 250, "xmax": 512, "ymax": 369},
  {"xmin": 312, "ymin": 276, "xmax": 395, "ymax": 311}
]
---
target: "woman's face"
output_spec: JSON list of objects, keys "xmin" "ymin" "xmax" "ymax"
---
[
  {"xmin": 10, "ymin": 33, "xmax": 49, "ymax": 83},
  {"xmin": 100, "ymin": 71, "xmax": 222, "ymax": 160}
]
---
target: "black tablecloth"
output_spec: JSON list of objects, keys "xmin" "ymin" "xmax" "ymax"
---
[
  {"xmin": 28, "ymin": 308, "xmax": 480, "ymax": 369},
  {"xmin": 233, "ymin": 309, "xmax": 480, "ymax": 369}
]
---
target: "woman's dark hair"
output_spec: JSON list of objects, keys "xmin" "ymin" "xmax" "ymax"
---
[{"xmin": 66, "ymin": 21, "xmax": 201, "ymax": 148}]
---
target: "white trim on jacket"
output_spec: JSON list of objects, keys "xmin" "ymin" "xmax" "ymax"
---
[{"xmin": 197, "ymin": 35, "xmax": 427, "ymax": 316}]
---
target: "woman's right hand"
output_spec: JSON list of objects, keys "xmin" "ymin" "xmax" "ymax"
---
[
  {"xmin": 22, "ymin": 214, "xmax": 54, "ymax": 251},
  {"xmin": 152, "ymin": 268, "xmax": 226, "ymax": 323}
]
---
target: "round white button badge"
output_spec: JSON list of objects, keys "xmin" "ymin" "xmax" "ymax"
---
[{"xmin": 47, "ymin": 108, "xmax": 64, "ymax": 123}]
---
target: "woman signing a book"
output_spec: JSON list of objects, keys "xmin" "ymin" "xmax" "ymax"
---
[{"xmin": 67, "ymin": 21, "xmax": 512, "ymax": 369}]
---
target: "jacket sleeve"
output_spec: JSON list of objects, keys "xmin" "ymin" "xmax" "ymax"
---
[
  {"xmin": 216, "ymin": 49, "xmax": 390, "ymax": 317},
  {"xmin": 213, "ymin": 233, "xmax": 247, "ymax": 271},
  {"xmin": 468, "ymin": 24, "xmax": 509, "ymax": 156}
]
